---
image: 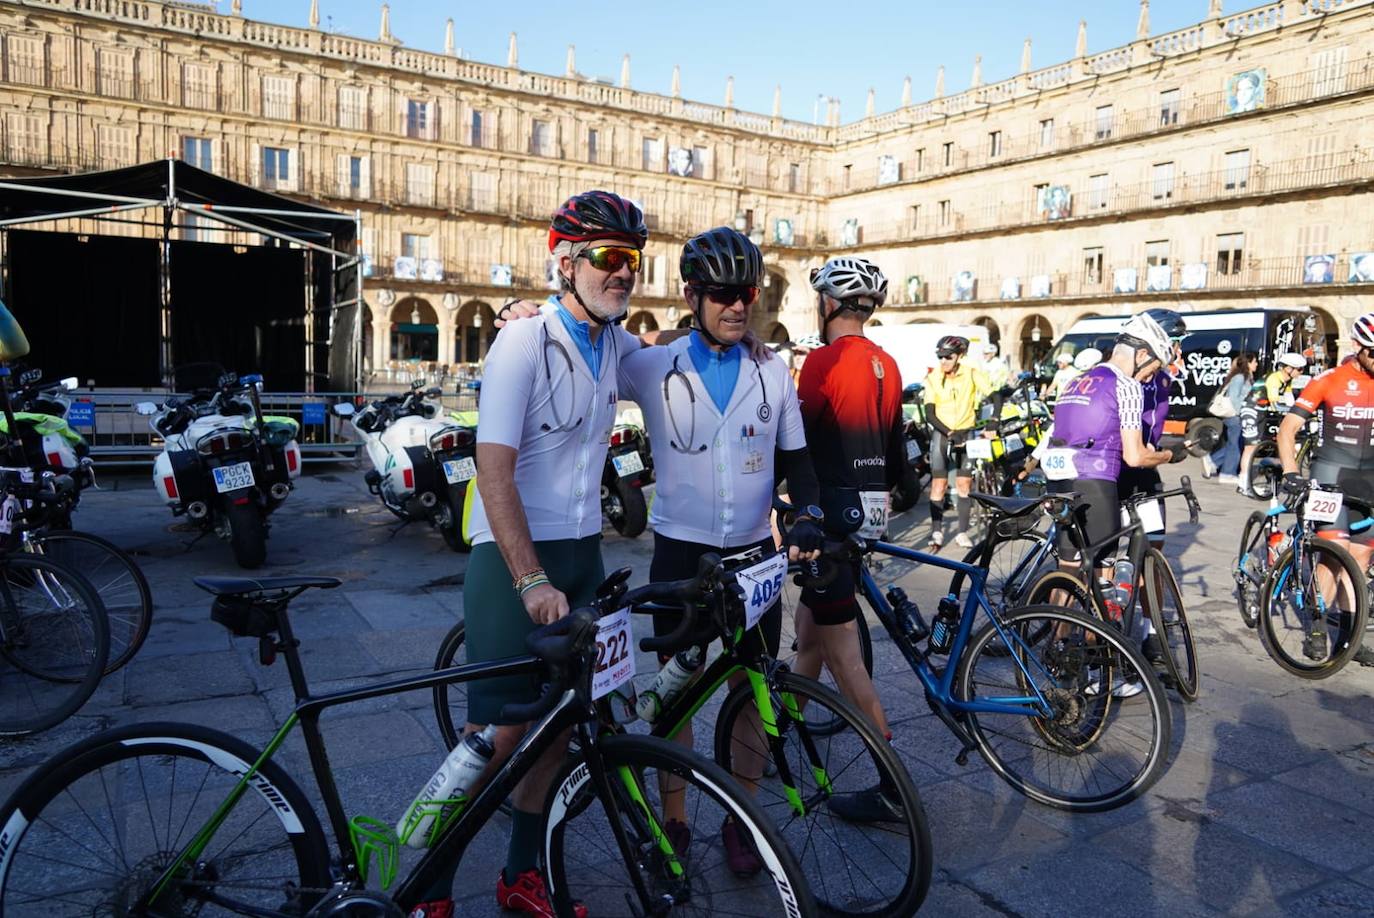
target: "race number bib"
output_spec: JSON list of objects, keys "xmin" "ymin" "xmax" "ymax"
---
[
  {"xmin": 964, "ymin": 438, "xmax": 994, "ymax": 461},
  {"xmin": 1122, "ymin": 500, "xmax": 1165, "ymax": 533},
  {"xmin": 904, "ymin": 438, "xmax": 921, "ymax": 462},
  {"xmin": 591, "ymin": 608, "xmax": 635, "ymax": 700},
  {"xmin": 1304, "ymin": 489, "xmax": 1344, "ymax": 524},
  {"xmin": 859, "ymin": 490, "xmax": 890, "ymax": 539},
  {"xmin": 1003, "ymin": 434, "xmax": 1024, "ymax": 454},
  {"xmin": 0, "ymin": 495, "xmax": 17, "ymax": 535},
  {"xmin": 1041, "ymin": 448, "xmax": 1078, "ymax": 481},
  {"xmin": 736, "ymin": 553, "xmax": 787, "ymax": 630}
]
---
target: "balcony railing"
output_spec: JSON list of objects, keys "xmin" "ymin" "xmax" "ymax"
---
[{"xmin": 832, "ymin": 152, "xmax": 1374, "ymax": 248}]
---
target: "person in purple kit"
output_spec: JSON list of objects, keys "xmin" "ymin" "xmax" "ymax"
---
[{"xmin": 1042, "ymin": 312, "xmax": 1175, "ymax": 694}]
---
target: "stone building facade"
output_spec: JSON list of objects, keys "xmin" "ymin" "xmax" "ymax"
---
[{"xmin": 0, "ymin": 0, "xmax": 1371, "ymax": 378}]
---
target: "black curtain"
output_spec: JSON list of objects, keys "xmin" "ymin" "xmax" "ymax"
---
[
  {"xmin": 5, "ymin": 230, "xmax": 161, "ymax": 387},
  {"xmin": 169, "ymin": 241, "xmax": 306, "ymax": 391}
]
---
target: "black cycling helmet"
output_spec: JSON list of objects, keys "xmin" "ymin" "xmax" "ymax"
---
[
  {"xmin": 680, "ymin": 227, "xmax": 763, "ymax": 287},
  {"xmin": 548, "ymin": 190, "xmax": 648, "ymax": 252},
  {"xmin": 1142, "ymin": 307, "xmax": 1188, "ymax": 340},
  {"xmin": 935, "ymin": 335, "xmax": 969, "ymax": 358}
]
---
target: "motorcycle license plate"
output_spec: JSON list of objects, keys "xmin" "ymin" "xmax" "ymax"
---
[
  {"xmin": 443, "ymin": 457, "xmax": 477, "ymax": 484},
  {"xmin": 905, "ymin": 438, "xmax": 921, "ymax": 461},
  {"xmin": 612, "ymin": 451, "xmax": 645, "ymax": 477},
  {"xmin": 213, "ymin": 462, "xmax": 255, "ymax": 493}
]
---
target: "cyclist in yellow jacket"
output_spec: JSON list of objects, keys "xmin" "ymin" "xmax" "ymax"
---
[{"xmin": 923, "ymin": 335, "xmax": 994, "ymax": 548}]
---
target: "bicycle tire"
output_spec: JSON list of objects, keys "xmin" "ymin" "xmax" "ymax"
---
[
  {"xmin": 1142, "ymin": 548, "xmax": 1199, "ymax": 701},
  {"xmin": 956, "ymin": 604, "xmax": 1172, "ymax": 812},
  {"xmin": 779, "ymin": 581, "xmax": 874, "ymax": 737},
  {"xmin": 0, "ymin": 554, "xmax": 109, "ymax": 736},
  {"xmin": 432, "ymin": 620, "xmax": 469, "ymax": 750},
  {"xmin": 543, "ymin": 733, "xmax": 818, "ymax": 918},
  {"xmin": 713, "ymin": 671, "xmax": 932, "ymax": 917},
  {"xmin": 26, "ymin": 529, "xmax": 153, "ymax": 673},
  {"xmin": 0, "ymin": 721, "xmax": 332, "ymax": 913},
  {"xmin": 1024, "ymin": 570, "xmax": 1100, "ymax": 619},
  {"xmin": 1245, "ymin": 441, "xmax": 1280, "ymax": 501},
  {"xmin": 1235, "ymin": 512, "xmax": 1268, "ymax": 629},
  {"xmin": 949, "ymin": 529, "xmax": 1051, "ymax": 609},
  {"xmin": 1258, "ymin": 539, "xmax": 1370, "ymax": 679}
]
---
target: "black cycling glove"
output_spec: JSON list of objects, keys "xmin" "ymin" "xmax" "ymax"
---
[
  {"xmin": 1281, "ymin": 472, "xmax": 1306, "ymax": 496},
  {"xmin": 786, "ymin": 518, "xmax": 826, "ymax": 555}
]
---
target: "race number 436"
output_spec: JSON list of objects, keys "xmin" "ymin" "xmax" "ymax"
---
[{"xmin": 591, "ymin": 608, "xmax": 635, "ymax": 700}]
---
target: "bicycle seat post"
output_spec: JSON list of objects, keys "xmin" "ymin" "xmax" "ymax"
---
[{"xmin": 270, "ymin": 597, "xmax": 312, "ymax": 703}]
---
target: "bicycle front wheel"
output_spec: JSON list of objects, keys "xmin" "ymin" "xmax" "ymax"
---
[
  {"xmin": 713, "ymin": 672, "xmax": 932, "ymax": 917},
  {"xmin": 26, "ymin": 529, "xmax": 153, "ymax": 673},
  {"xmin": 0, "ymin": 554, "xmax": 109, "ymax": 736},
  {"xmin": 544, "ymin": 733, "xmax": 817, "ymax": 918},
  {"xmin": 779, "ymin": 581, "xmax": 873, "ymax": 737},
  {"xmin": 1235, "ymin": 512, "xmax": 1268, "ymax": 629},
  {"xmin": 957, "ymin": 604, "xmax": 1172, "ymax": 812},
  {"xmin": 0, "ymin": 721, "xmax": 332, "ymax": 914},
  {"xmin": 1142, "ymin": 548, "xmax": 1200, "ymax": 701},
  {"xmin": 431, "ymin": 620, "xmax": 469, "ymax": 750},
  {"xmin": 1258, "ymin": 539, "xmax": 1370, "ymax": 679}
]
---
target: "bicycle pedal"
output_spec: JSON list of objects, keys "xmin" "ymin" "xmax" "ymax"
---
[{"xmin": 954, "ymin": 750, "xmax": 970, "ymax": 767}]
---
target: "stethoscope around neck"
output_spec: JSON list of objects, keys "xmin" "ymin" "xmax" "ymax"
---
[
  {"xmin": 662, "ymin": 352, "xmax": 771, "ymax": 454},
  {"xmin": 539, "ymin": 323, "xmax": 618, "ymax": 434}
]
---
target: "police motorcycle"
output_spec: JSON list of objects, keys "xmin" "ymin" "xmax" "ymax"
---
[
  {"xmin": 335, "ymin": 379, "xmax": 474, "ymax": 552},
  {"xmin": 892, "ymin": 383, "xmax": 931, "ymax": 513},
  {"xmin": 136, "ymin": 366, "xmax": 301, "ymax": 569},
  {"xmin": 604, "ymin": 409, "xmax": 650, "ymax": 538},
  {"xmin": 0, "ymin": 368, "xmax": 92, "ymax": 529}
]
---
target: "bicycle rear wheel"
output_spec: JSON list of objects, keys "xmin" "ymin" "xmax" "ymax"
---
[
  {"xmin": 779, "ymin": 580, "xmax": 873, "ymax": 737},
  {"xmin": 1258, "ymin": 539, "xmax": 1369, "ymax": 679},
  {"xmin": 544, "ymin": 733, "xmax": 817, "ymax": 918},
  {"xmin": 0, "ymin": 721, "xmax": 332, "ymax": 914},
  {"xmin": 1235, "ymin": 512, "xmax": 1268, "ymax": 629},
  {"xmin": 26, "ymin": 530, "xmax": 153, "ymax": 673},
  {"xmin": 1142, "ymin": 548, "xmax": 1200, "ymax": 701},
  {"xmin": 957, "ymin": 604, "xmax": 1172, "ymax": 812},
  {"xmin": 950, "ymin": 529, "xmax": 1052, "ymax": 609},
  {"xmin": 0, "ymin": 554, "xmax": 109, "ymax": 736},
  {"xmin": 713, "ymin": 672, "xmax": 932, "ymax": 917},
  {"xmin": 431, "ymin": 620, "xmax": 470, "ymax": 750}
]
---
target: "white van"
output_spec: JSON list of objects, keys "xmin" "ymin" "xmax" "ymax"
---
[{"xmin": 866, "ymin": 323, "xmax": 990, "ymax": 388}]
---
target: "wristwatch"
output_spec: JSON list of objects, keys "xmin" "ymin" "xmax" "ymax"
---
[{"xmin": 795, "ymin": 505, "xmax": 824, "ymax": 523}]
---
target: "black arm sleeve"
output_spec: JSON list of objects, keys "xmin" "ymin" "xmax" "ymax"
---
[
  {"xmin": 927, "ymin": 410, "xmax": 952, "ymax": 437},
  {"xmin": 885, "ymin": 412, "xmax": 909, "ymax": 490},
  {"xmin": 778, "ymin": 446, "xmax": 821, "ymax": 510}
]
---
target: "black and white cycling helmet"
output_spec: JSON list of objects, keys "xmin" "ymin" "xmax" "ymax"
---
[
  {"xmin": 809, "ymin": 257, "xmax": 888, "ymax": 310},
  {"xmin": 1142, "ymin": 307, "xmax": 1188, "ymax": 341},
  {"xmin": 1353, "ymin": 311, "xmax": 1374, "ymax": 348},
  {"xmin": 935, "ymin": 335, "xmax": 969, "ymax": 358},
  {"xmin": 1117, "ymin": 313, "xmax": 1174, "ymax": 365}
]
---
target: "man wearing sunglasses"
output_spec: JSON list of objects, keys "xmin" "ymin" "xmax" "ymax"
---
[
  {"xmin": 615, "ymin": 226, "xmax": 824, "ymax": 874},
  {"xmin": 1278, "ymin": 311, "xmax": 1374, "ymax": 667},
  {"xmin": 422, "ymin": 190, "xmax": 651, "ymax": 918},
  {"xmin": 923, "ymin": 335, "xmax": 994, "ymax": 549}
]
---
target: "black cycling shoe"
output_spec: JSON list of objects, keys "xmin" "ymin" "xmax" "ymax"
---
[
  {"xmin": 827, "ymin": 783, "xmax": 905, "ymax": 824},
  {"xmin": 1302, "ymin": 630, "xmax": 1329, "ymax": 662},
  {"xmin": 1352, "ymin": 645, "xmax": 1374, "ymax": 668},
  {"xmin": 1141, "ymin": 635, "xmax": 1167, "ymax": 668}
]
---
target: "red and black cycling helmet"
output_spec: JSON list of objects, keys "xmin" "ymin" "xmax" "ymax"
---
[
  {"xmin": 548, "ymin": 190, "xmax": 648, "ymax": 252},
  {"xmin": 935, "ymin": 335, "xmax": 969, "ymax": 358}
]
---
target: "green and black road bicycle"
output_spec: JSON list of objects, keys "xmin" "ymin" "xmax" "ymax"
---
[
  {"xmin": 437, "ymin": 551, "xmax": 932, "ymax": 918},
  {"xmin": 0, "ymin": 572, "xmax": 816, "ymax": 916}
]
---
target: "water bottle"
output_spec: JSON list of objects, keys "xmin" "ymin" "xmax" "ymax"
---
[
  {"xmin": 1099, "ymin": 577, "xmax": 1124, "ymax": 624},
  {"xmin": 398, "ymin": 724, "xmax": 497, "ymax": 848},
  {"xmin": 1267, "ymin": 531, "xmax": 1290, "ymax": 565},
  {"xmin": 635, "ymin": 647, "xmax": 703, "ymax": 723},
  {"xmin": 886, "ymin": 587, "xmax": 929, "ymax": 642},
  {"xmin": 1111, "ymin": 558, "xmax": 1136, "ymax": 612},
  {"xmin": 927, "ymin": 593, "xmax": 960, "ymax": 655}
]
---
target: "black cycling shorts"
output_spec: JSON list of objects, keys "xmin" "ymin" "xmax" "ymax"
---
[
  {"xmin": 928, "ymin": 429, "xmax": 973, "ymax": 476},
  {"xmin": 798, "ymin": 556, "xmax": 862, "ymax": 626},
  {"xmin": 1049, "ymin": 478, "xmax": 1120, "ymax": 565},
  {"xmin": 649, "ymin": 532, "xmax": 781, "ymax": 662},
  {"xmin": 1311, "ymin": 462, "xmax": 1374, "ymax": 548}
]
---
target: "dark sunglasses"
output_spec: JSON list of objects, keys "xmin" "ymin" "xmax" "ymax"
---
[
  {"xmin": 692, "ymin": 284, "xmax": 760, "ymax": 307},
  {"xmin": 578, "ymin": 245, "xmax": 641, "ymax": 273},
  {"xmin": 937, "ymin": 353, "xmax": 958, "ymax": 360}
]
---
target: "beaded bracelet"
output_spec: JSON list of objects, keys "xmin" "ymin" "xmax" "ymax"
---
[
  {"xmin": 518, "ymin": 575, "xmax": 551, "ymax": 596},
  {"xmin": 512, "ymin": 567, "xmax": 547, "ymax": 593}
]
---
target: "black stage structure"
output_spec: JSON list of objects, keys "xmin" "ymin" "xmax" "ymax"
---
[{"xmin": 0, "ymin": 160, "xmax": 362, "ymax": 391}]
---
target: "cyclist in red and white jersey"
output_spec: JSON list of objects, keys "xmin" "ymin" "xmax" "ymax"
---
[{"xmin": 1278, "ymin": 311, "xmax": 1374, "ymax": 665}]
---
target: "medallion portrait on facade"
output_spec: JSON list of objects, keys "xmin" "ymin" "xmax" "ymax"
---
[
  {"xmin": 952, "ymin": 271, "xmax": 976, "ymax": 302},
  {"xmin": 773, "ymin": 218, "xmax": 795, "ymax": 246},
  {"xmin": 1000, "ymin": 276, "xmax": 1021, "ymax": 300},
  {"xmin": 1226, "ymin": 68, "xmax": 1266, "ymax": 114},
  {"xmin": 1037, "ymin": 184, "xmax": 1071, "ymax": 221},
  {"xmin": 490, "ymin": 263, "xmax": 514, "ymax": 287},
  {"xmin": 877, "ymin": 154, "xmax": 900, "ymax": 186},
  {"xmin": 905, "ymin": 275, "xmax": 925, "ymax": 304},
  {"xmin": 840, "ymin": 218, "xmax": 860, "ymax": 247},
  {"xmin": 667, "ymin": 147, "xmax": 694, "ymax": 177},
  {"xmin": 1349, "ymin": 252, "xmax": 1374, "ymax": 283},
  {"xmin": 1303, "ymin": 254, "xmax": 1334, "ymax": 284}
]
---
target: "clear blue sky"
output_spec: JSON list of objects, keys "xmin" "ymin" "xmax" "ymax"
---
[{"xmin": 238, "ymin": 1, "xmax": 1220, "ymax": 122}]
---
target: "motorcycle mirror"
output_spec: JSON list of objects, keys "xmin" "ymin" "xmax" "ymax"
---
[
  {"xmin": 59, "ymin": 376, "xmax": 78, "ymax": 390},
  {"xmin": 133, "ymin": 401, "xmax": 159, "ymax": 416},
  {"xmin": 425, "ymin": 387, "xmax": 443, "ymax": 399},
  {"xmin": 18, "ymin": 368, "xmax": 41, "ymax": 386},
  {"xmin": 0, "ymin": 301, "xmax": 31, "ymax": 361},
  {"xmin": 331, "ymin": 402, "xmax": 356, "ymax": 418}
]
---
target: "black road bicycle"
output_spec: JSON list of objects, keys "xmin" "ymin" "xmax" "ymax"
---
[{"xmin": 0, "ymin": 574, "xmax": 816, "ymax": 917}]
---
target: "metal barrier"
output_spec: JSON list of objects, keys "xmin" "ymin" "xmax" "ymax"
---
[{"xmin": 62, "ymin": 386, "xmax": 482, "ymax": 468}]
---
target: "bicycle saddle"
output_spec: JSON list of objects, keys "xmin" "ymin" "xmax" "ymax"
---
[
  {"xmin": 194, "ymin": 575, "xmax": 342, "ymax": 596},
  {"xmin": 969, "ymin": 492, "xmax": 1041, "ymax": 518}
]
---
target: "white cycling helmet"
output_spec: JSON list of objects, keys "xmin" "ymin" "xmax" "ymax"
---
[
  {"xmin": 794, "ymin": 333, "xmax": 825, "ymax": 352},
  {"xmin": 1073, "ymin": 348, "xmax": 1103, "ymax": 371},
  {"xmin": 1353, "ymin": 312, "xmax": 1374, "ymax": 348},
  {"xmin": 1055, "ymin": 352, "xmax": 1073, "ymax": 366},
  {"xmin": 1277, "ymin": 352, "xmax": 1307, "ymax": 369},
  {"xmin": 1118, "ymin": 313, "xmax": 1174, "ymax": 365},
  {"xmin": 809, "ymin": 257, "xmax": 889, "ymax": 309}
]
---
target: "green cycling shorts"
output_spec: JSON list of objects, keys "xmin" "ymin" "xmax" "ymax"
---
[{"xmin": 463, "ymin": 536, "xmax": 605, "ymax": 725}]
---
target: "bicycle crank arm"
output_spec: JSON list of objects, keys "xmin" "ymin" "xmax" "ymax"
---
[{"xmin": 923, "ymin": 691, "xmax": 980, "ymax": 766}]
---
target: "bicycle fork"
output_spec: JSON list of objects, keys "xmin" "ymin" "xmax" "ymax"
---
[{"xmin": 745, "ymin": 669, "xmax": 831, "ymax": 816}]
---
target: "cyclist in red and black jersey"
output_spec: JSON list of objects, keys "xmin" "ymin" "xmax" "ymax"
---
[
  {"xmin": 794, "ymin": 256, "xmax": 908, "ymax": 823},
  {"xmin": 1279, "ymin": 312, "xmax": 1374, "ymax": 664}
]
